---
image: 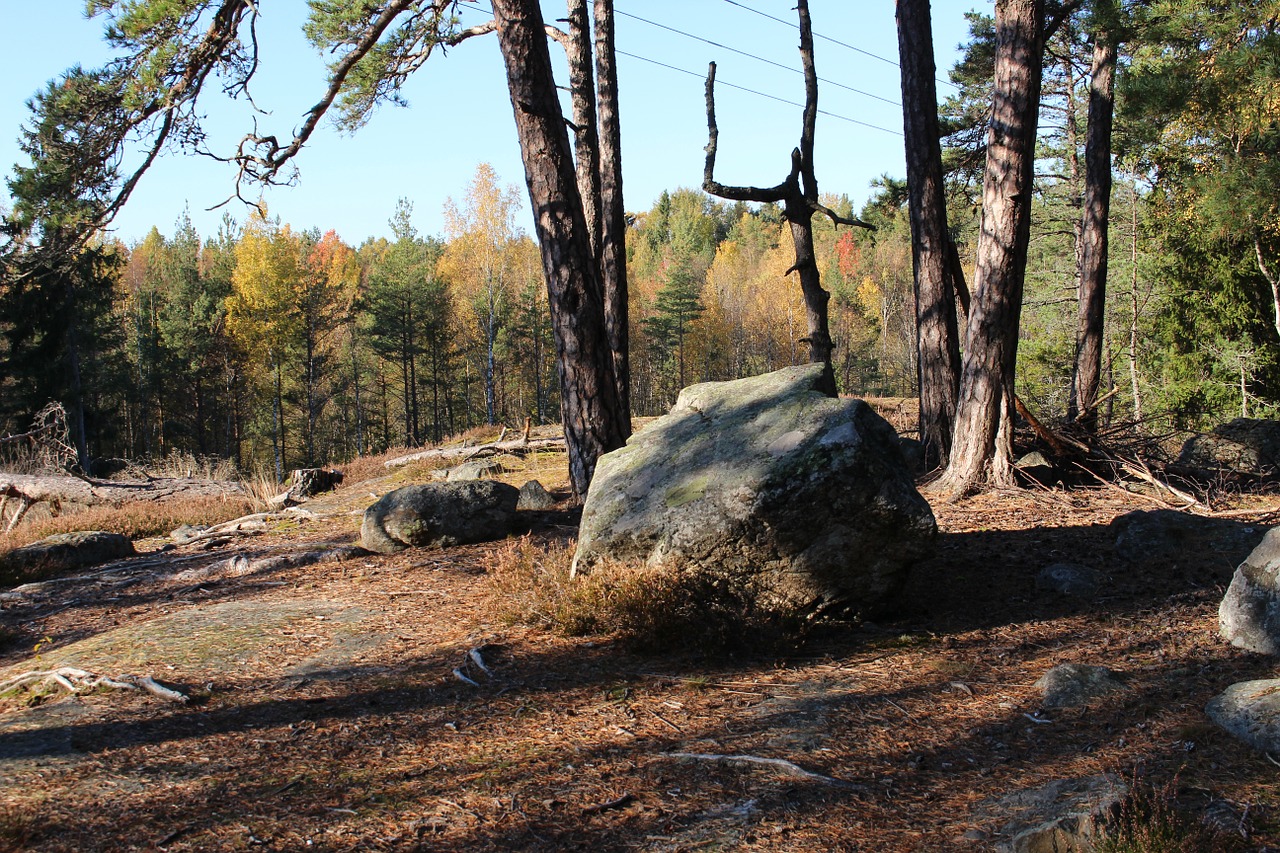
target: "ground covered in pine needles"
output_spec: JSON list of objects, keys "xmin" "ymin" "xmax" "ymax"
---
[{"xmin": 2, "ymin": 439, "xmax": 1280, "ymax": 851}]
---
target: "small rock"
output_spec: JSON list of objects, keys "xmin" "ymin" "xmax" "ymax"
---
[
  {"xmin": 979, "ymin": 775, "xmax": 1127, "ymax": 853},
  {"xmin": 897, "ymin": 436, "xmax": 927, "ymax": 474},
  {"xmin": 170, "ymin": 524, "xmax": 209, "ymax": 545},
  {"xmin": 1035, "ymin": 663, "xmax": 1127, "ymax": 709},
  {"xmin": 516, "ymin": 479, "xmax": 557, "ymax": 510},
  {"xmin": 446, "ymin": 458, "xmax": 506, "ymax": 482},
  {"xmin": 1207, "ymin": 679, "xmax": 1280, "ymax": 754},
  {"xmin": 1015, "ymin": 451, "xmax": 1057, "ymax": 485},
  {"xmin": 1036, "ymin": 563, "xmax": 1102, "ymax": 598}
]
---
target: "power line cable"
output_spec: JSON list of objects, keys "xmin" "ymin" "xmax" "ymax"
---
[
  {"xmin": 615, "ymin": 49, "xmax": 900, "ymax": 137},
  {"xmin": 614, "ymin": 8, "xmax": 901, "ymax": 108},
  {"xmin": 454, "ymin": 2, "xmax": 902, "ymax": 136},
  {"xmin": 718, "ymin": 0, "xmax": 961, "ymax": 91}
]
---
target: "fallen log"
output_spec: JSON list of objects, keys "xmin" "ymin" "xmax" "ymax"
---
[
  {"xmin": 0, "ymin": 473, "xmax": 249, "ymax": 520},
  {"xmin": 384, "ymin": 437, "xmax": 567, "ymax": 469}
]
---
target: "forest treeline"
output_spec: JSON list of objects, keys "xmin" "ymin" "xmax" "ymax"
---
[
  {"xmin": 0, "ymin": 156, "xmax": 1264, "ymax": 480},
  {"xmin": 3, "ymin": 2, "xmax": 1279, "ymax": 482}
]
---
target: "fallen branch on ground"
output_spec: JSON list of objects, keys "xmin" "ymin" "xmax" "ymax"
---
[
  {"xmin": 173, "ymin": 544, "xmax": 368, "ymax": 582},
  {"xmin": 0, "ymin": 666, "xmax": 189, "ymax": 703},
  {"xmin": 659, "ymin": 752, "xmax": 864, "ymax": 790}
]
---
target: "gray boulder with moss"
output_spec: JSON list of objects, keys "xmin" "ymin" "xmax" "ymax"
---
[
  {"xmin": 1, "ymin": 531, "xmax": 135, "ymax": 585},
  {"xmin": 572, "ymin": 364, "xmax": 936, "ymax": 615},
  {"xmin": 361, "ymin": 481, "xmax": 520, "ymax": 554}
]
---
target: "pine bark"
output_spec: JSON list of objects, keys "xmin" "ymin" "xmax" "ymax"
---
[
  {"xmin": 593, "ymin": 0, "xmax": 631, "ymax": 428},
  {"xmin": 938, "ymin": 0, "xmax": 1045, "ymax": 495},
  {"xmin": 896, "ymin": 0, "xmax": 962, "ymax": 470},
  {"xmin": 564, "ymin": 0, "xmax": 602, "ymax": 259},
  {"xmin": 492, "ymin": 0, "xmax": 627, "ymax": 497},
  {"xmin": 1069, "ymin": 27, "xmax": 1116, "ymax": 432}
]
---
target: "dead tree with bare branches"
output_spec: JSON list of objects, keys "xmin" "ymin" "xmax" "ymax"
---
[{"xmin": 702, "ymin": 0, "xmax": 871, "ymax": 397}]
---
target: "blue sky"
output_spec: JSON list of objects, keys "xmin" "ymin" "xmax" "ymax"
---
[{"xmin": 0, "ymin": 1, "xmax": 984, "ymax": 246}]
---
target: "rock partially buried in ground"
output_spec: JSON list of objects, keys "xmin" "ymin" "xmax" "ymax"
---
[
  {"xmin": 1207, "ymin": 679, "xmax": 1280, "ymax": 754},
  {"xmin": 1036, "ymin": 563, "xmax": 1103, "ymax": 598},
  {"xmin": 1110, "ymin": 508, "xmax": 1262, "ymax": 565},
  {"xmin": 361, "ymin": 481, "xmax": 520, "ymax": 554},
  {"xmin": 446, "ymin": 458, "xmax": 506, "ymax": 482},
  {"xmin": 1035, "ymin": 663, "xmax": 1127, "ymax": 708},
  {"xmin": 0, "ymin": 531, "xmax": 135, "ymax": 585},
  {"xmin": 1220, "ymin": 526, "xmax": 1280, "ymax": 654},
  {"xmin": 572, "ymin": 363, "xmax": 936, "ymax": 616},
  {"xmin": 980, "ymin": 775, "xmax": 1127, "ymax": 853}
]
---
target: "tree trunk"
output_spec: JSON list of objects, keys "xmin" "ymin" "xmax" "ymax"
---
[
  {"xmin": 896, "ymin": 0, "xmax": 962, "ymax": 470},
  {"xmin": 594, "ymin": 0, "xmax": 632, "ymax": 430},
  {"xmin": 492, "ymin": 0, "xmax": 627, "ymax": 497},
  {"xmin": 272, "ymin": 352, "xmax": 284, "ymax": 484},
  {"xmin": 1254, "ymin": 235, "xmax": 1280, "ymax": 339},
  {"xmin": 937, "ymin": 0, "xmax": 1044, "ymax": 495},
  {"xmin": 1069, "ymin": 26, "xmax": 1116, "ymax": 432},
  {"xmin": 564, "ymin": 0, "xmax": 602, "ymax": 260}
]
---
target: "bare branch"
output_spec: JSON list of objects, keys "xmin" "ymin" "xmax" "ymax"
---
[
  {"xmin": 702, "ymin": 62, "xmax": 789, "ymax": 203},
  {"xmin": 808, "ymin": 198, "xmax": 873, "ymax": 230}
]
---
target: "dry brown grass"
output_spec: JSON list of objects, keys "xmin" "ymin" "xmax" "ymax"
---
[
  {"xmin": 1094, "ymin": 774, "xmax": 1248, "ymax": 853},
  {"xmin": 335, "ymin": 446, "xmax": 417, "ymax": 488},
  {"xmin": 0, "ymin": 495, "xmax": 256, "ymax": 558},
  {"xmin": 483, "ymin": 537, "xmax": 801, "ymax": 653}
]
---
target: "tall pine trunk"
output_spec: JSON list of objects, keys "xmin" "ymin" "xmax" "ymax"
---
[
  {"xmin": 896, "ymin": 0, "xmax": 962, "ymax": 470},
  {"xmin": 937, "ymin": 0, "xmax": 1044, "ymax": 495},
  {"xmin": 594, "ymin": 0, "xmax": 631, "ymax": 429},
  {"xmin": 492, "ymin": 0, "xmax": 627, "ymax": 497},
  {"xmin": 1070, "ymin": 25, "xmax": 1116, "ymax": 432}
]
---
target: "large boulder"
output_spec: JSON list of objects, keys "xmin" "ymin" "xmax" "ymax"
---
[
  {"xmin": 1220, "ymin": 526, "xmax": 1280, "ymax": 654},
  {"xmin": 0, "ymin": 531, "xmax": 135, "ymax": 585},
  {"xmin": 360, "ymin": 481, "xmax": 520, "ymax": 554},
  {"xmin": 1180, "ymin": 418, "xmax": 1280, "ymax": 474},
  {"xmin": 572, "ymin": 364, "xmax": 936, "ymax": 615}
]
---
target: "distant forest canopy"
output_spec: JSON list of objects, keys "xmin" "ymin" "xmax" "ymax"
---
[
  {"xmin": 0, "ymin": 155, "xmax": 1270, "ymax": 479},
  {"xmin": 4, "ymin": 3, "xmax": 1280, "ymax": 480}
]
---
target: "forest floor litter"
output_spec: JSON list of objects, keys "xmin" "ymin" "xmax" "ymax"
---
[{"xmin": 2, "ymin": 439, "xmax": 1280, "ymax": 851}]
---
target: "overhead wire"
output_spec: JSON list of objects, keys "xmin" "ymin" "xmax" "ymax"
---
[
  {"xmin": 615, "ymin": 49, "xmax": 900, "ymax": 136},
  {"xmin": 613, "ymin": 8, "xmax": 901, "ymax": 108},
  {"xmin": 453, "ymin": 1, "xmax": 903, "ymax": 136},
  {"xmin": 718, "ymin": 0, "xmax": 961, "ymax": 92}
]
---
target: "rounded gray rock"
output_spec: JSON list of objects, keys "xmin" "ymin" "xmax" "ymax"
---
[
  {"xmin": 361, "ymin": 481, "xmax": 519, "ymax": 554},
  {"xmin": 1034, "ymin": 663, "xmax": 1127, "ymax": 709},
  {"xmin": 1036, "ymin": 563, "xmax": 1102, "ymax": 598},
  {"xmin": 516, "ymin": 479, "xmax": 557, "ymax": 510},
  {"xmin": 1207, "ymin": 679, "xmax": 1280, "ymax": 754}
]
